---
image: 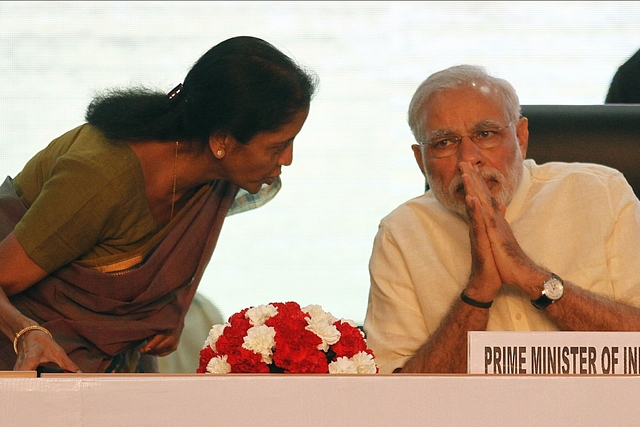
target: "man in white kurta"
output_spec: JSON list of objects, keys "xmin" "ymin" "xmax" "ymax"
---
[
  {"xmin": 364, "ymin": 64, "xmax": 640, "ymax": 374},
  {"xmin": 366, "ymin": 159, "xmax": 640, "ymax": 373}
]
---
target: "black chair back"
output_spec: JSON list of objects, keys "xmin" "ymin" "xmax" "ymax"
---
[{"xmin": 522, "ymin": 104, "xmax": 640, "ymax": 196}]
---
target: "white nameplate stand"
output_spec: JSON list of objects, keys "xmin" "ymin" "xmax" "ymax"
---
[{"xmin": 468, "ymin": 331, "xmax": 640, "ymax": 375}]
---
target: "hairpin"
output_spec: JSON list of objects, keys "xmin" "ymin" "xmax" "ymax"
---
[{"xmin": 168, "ymin": 83, "xmax": 184, "ymax": 100}]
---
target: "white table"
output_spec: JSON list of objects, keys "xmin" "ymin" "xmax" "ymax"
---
[{"xmin": 1, "ymin": 373, "xmax": 638, "ymax": 426}]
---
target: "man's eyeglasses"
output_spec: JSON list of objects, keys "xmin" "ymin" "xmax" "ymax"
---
[{"xmin": 419, "ymin": 122, "xmax": 514, "ymax": 159}]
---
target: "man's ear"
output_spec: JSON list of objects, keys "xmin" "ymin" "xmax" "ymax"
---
[
  {"xmin": 412, "ymin": 144, "xmax": 427, "ymax": 177},
  {"xmin": 515, "ymin": 117, "xmax": 529, "ymax": 158}
]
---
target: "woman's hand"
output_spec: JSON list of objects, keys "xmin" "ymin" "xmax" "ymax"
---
[
  {"xmin": 139, "ymin": 328, "xmax": 182, "ymax": 357},
  {"xmin": 14, "ymin": 328, "xmax": 81, "ymax": 372}
]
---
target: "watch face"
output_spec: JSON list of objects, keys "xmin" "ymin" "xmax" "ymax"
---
[{"xmin": 543, "ymin": 277, "xmax": 564, "ymax": 300}]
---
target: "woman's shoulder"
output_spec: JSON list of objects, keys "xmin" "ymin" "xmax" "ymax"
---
[
  {"xmin": 67, "ymin": 124, "xmax": 138, "ymax": 168},
  {"xmin": 16, "ymin": 124, "xmax": 143, "ymax": 206},
  {"xmin": 22, "ymin": 123, "xmax": 138, "ymax": 172},
  {"xmin": 40, "ymin": 124, "xmax": 142, "ymax": 189}
]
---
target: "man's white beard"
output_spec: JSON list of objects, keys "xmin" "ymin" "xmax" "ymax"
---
[{"xmin": 426, "ymin": 150, "xmax": 524, "ymax": 220}]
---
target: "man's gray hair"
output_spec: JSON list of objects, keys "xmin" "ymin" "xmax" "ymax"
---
[{"xmin": 407, "ymin": 65, "xmax": 521, "ymax": 142}]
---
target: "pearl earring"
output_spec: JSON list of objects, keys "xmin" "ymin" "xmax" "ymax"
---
[{"xmin": 216, "ymin": 150, "xmax": 224, "ymax": 158}]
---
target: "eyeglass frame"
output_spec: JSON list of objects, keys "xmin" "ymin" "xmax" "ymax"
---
[{"xmin": 417, "ymin": 121, "xmax": 515, "ymax": 159}]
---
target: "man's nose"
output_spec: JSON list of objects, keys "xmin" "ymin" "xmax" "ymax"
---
[{"xmin": 457, "ymin": 136, "xmax": 482, "ymax": 164}]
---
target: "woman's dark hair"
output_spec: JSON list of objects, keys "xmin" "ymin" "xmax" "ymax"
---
[{"xmin": 85, "ymin": 36, "xmax": 318, "ymax": 145}]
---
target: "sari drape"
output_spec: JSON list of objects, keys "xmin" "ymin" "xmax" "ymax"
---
[{"xmin": 0, "ymin": 177, "xmax": 238, "ymax": 372}]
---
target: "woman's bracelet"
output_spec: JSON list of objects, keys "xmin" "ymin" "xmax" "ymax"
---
[
  {"xmin": 13, "ymin": 325, "xmax": 53, "ymax": 354},
  {"xmin": 460, "ymin": 291, "xmax": 493, "ymax": 309}
]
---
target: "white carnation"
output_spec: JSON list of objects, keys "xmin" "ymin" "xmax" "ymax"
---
[
  {"xmin": 302, "ymin": 304, "xmax": 341, "ymax": 351},
  {"xmin": 302, "ymin": 304, "xmax": 338, "ymax": 324},
  {"xmin": 245, "ymin": 304, "xmax": 278, "ymax": 326},
  {"xmin": 242, "ymin": 324, "xmax": 276, "ymax": 364},
  {"xmin": 203, "ymin": 323, "xmax": 228, "ymax": 352},
  {"xmin": 351, "ymin": 351, "xmax": 377, "ymax": 374},
  {"xmin": 306, "ymin": 318, "xmax": 341, "ymax": 351},
  {"xmin": 206, "ymin": 355, "xmax": 232, "ymax": 374},
  {"xmin": 328, "ymin": 356, "xmax": 357, "ymax": 374}
]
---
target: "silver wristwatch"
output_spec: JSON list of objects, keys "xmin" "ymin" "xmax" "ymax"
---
[{"xmin": 531, "ymin": 273, "xmax": 564, "ymax": 309}]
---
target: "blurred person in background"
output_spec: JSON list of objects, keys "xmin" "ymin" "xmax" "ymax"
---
[
  {"xmin": 157, "ymin": 292, "xmax": 224, "ymax": 373},
  {"xmin": 606, "ymin": 47, "xmax": 640, "ymax": 103}
]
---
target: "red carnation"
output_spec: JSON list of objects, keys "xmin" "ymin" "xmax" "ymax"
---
[
  {"xmin": 331, "ymin": 321, "xmax": 367, "ymax": 358},
  {"xmin": 197, "ymin": 345, "xmax": 216, "ymax": 373}
]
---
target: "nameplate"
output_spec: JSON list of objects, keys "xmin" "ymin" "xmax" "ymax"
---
[{"xmin": 467, "ymin": 331, "xmax": 640, "ymax": 375}]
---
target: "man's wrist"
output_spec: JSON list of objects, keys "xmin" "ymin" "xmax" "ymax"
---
[
  {"xmin": 531, "ymin": 273, "xmax": 565, "ymax": 310},
  {"xmin": 460, "ymin": 291, "xmax": 493, "ymax": 309},
  {"xmin": 521, "ymin": 268, "xmax": 554, "ymax": 300}
]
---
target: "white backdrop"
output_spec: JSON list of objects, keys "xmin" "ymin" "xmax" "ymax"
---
[{"xmin": 1, "ymin": 1, "xmax": 639, "ymax": 325}]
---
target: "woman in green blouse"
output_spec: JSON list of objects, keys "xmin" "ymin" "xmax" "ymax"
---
[{"xmin": 0, "ymin": 36, "xmax": 317, "ymax": 373}]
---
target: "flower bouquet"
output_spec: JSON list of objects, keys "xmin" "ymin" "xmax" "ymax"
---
[{"xmin": 197, "ymin": 301, "xmax": 377, "ymax": 374}]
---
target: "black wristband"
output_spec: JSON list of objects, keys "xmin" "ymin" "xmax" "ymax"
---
[{"xmin": 460, "ymin": 291, "xmax": 493, "ymax": 309}]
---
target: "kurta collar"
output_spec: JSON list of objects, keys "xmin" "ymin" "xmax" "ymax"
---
[{"xmin": 504, "ymin": 159, "xmax": 535, "ymax": 223}]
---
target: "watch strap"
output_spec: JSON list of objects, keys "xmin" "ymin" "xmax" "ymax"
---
[{"xmin": 531, "ymin": 293, "xmax": 553, "ymax": 310}]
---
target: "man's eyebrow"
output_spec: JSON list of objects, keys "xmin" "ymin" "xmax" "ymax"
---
[
  {"xmin": 425, "ymin": 119, "xmax": 505, "ymax": 140},
  {"xmin": 426, "ymin": 129, "xmax": 457, "ymax": 140},
  {"xmin": 472, "ymin": 119, "xmax": 502, "ymax": 130}
]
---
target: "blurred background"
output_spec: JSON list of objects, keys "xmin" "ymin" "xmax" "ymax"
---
[{"xmin": 2, "ymin": 1, "xmax": 639, "ymax": 325}]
